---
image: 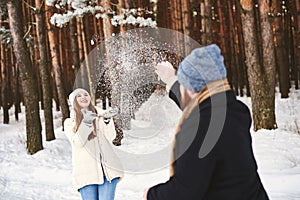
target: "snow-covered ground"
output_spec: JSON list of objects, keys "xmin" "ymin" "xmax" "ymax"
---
[{"xmin": 0, "ymin": 88, "xmax": 300, "ymax": 200}]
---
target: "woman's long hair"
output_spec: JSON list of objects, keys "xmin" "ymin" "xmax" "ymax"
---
[{"xmin": 72, "ymin": 98, "xmax": 98, "ymax": 137}]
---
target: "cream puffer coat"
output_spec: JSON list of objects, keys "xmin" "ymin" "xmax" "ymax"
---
[{"xmin": 64, "ymin": 114, "xmax": 124, "ymax": 191}]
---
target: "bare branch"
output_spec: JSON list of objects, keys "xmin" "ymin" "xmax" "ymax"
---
[{"xmin": 22, "ymin": 0, "xmax": 36, "ymax": 11}]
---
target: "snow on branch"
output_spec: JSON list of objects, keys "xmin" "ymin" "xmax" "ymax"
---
[
  {"xmin": 111, "ymin": 9, "xmax": 156, "ymax": 28},
  {"xmin": 0, "ymin": 26, "xmax": 12, "ymax": 45},
  {"xmin": 50, "ymin": 6, "xmax": 104, "ymax": 27},
  {"xmin": 47, "ymin": 1, "xmax": 157, "ymax": 28},
  {"xmin": 0, "ymin": 26, "xmax": 33, "ymax": 48}
]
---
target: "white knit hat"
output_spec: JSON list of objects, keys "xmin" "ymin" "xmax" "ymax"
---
[{"xmin": 68, "ymin": 88, "xmax": 90, "ymax": 107}]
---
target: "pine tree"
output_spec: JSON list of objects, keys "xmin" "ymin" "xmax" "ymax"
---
[
  {"xmin": 7, "ymin": 0, "xmax": 43, "ymax": 154},
  {"xmin": 35, "ymin": 0, "xmax": 55, "ymax": 141},
  {"xmin": 45, "ymin": 4, "xmax": 70, "ymax": 128},
  {"xmin": 239, "ymin": 0, "xmax": 277, "ymax": 131}
]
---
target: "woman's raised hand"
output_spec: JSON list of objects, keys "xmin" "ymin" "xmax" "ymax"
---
[
  {"xmin": 103, "ymin": 107, "xmax": 119, "ymax": 118},
  {"xmin": 81, "ymin": 109, "xmax": 98, "ymax": 127}
]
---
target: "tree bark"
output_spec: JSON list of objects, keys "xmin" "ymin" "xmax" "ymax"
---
[
  {"xmin": 118, "ymin": 0, "xmax": 127, "ymax": 33},
  {"xmin": 0, "ymin": 41, "xmax": 11, "ymax": 124},
  {"xmin": 225, "ymin": 0, "xmax": 239, "ymax": 94},
  {"xmin": 80, "ymin": 17, "xmax": 95, "ymax": 103},
  {"xmin": 257, "ymin": 0, "xmax": 276, "ymax": 127},
  {"xmin": 69, "ymin": 16, "xmax": 80, "ymax": 76},
  {"xmin": 200, "ymin": 0, "xmax": 212, "ymax": 45},
  {"xmin": 45, "ymin": 5, "xmax": 70, "ymax": 128},
  {"xmin": 174, "ymin": 0, "xmax": 183, "ymax": 32},
  {"xmin": 76, "ymin": 17, "xmax": 85, "ymax": 87},
  {"xmin": 0, "ymin": 44, "xmax": 1, "ymax": 111},
  {"xmin": 296, "ymin": 0, "xmax": 300, "ymax": 72},
  {"xmin": 157, "ymin": 0, "xmax": 170, "ymax": 28},
  {"xmin": 272, "ymin": 1, "xmax": 289, "ymax": 98},
  {"xmin": 181, "ymin": 0, "xmax": 191, "ymax": 37},
  {"xmin": 70, "ymin": 13, "xmax": 81, "ymax": 78},
  {"xmin": 234, "ymin": 0, "xmax": 249, "ymax": 96},
  {"xmin": 287, "ymin": 0, "xmax": 300, "ymax": 89},
  {"xmin": 7, "ymin": 0, "xmax": 43, "ymax": 154},
  {"xmin": 240, "ymin": 0, "xmax": 277, "ymax": 131},
  {"xmin": 35, "ymin": 0, "xmax": 55, "ymax": 141},
  {"xmin": 181, "ymin": 0, "xmax": 192, "ymax": 55},
  {"xmin": 11, "ymin": 51, "xmax": 21, "ymax": 121}
]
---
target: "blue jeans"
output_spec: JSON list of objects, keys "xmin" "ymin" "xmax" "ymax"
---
[{"xmin": 79, "ymin": 177, "xmax": 119, "ymax": 200}]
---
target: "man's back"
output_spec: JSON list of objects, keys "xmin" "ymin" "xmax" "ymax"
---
[
  {"xmin": 147, "ymin": 90, "xmax": 269, "ymax": 200},
  {"xmin": 194, "ymin": 91, "xmax": 269, "ymax": 199}
]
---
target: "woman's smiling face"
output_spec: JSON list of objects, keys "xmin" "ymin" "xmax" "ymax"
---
[{"xmin": 75, "ymin": 91, "xmax": 91, "ymax": 109}]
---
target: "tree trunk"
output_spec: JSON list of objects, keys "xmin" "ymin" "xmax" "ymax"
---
[
  {"xmin": 216, "ymin": 0, "xmax": 226, "ymax": 53},
  {"xmin": 272, "ymin": 1, "xmax": 290, "ymax": 98},
  {"xmin": 174, "ymin": 0, "xmax": 183, "ymax": 32},
  {"xmin": 240, "ymin": 0, "xmax": 277, "ymax": 131},
  {"xmin": 181, "ymin": 0, "xmax": 192, "ymax": 55},
  {"xmin": 11, "ymin": 52, "xmax": 21, "ymax": 121},
  {"xmin": 52, "ymin": 78, "xmax": 60, "ymax": 111},
  {"xmin": 76, "ymin": 17, "xmax": 85, "ymax": 88},
  {"xmin": 170, "ymin": 0, "xmax": 176, "ymax": 30},
  {"xmin": 118, "ymin": 0, "xmax": 127, "ymax": 33},
  {"xmin": 0, "ymin": 42, "xmax": 11, "ymax": 124},
  {"xmin": 225, "ymin": 0, "xmax": 239, "ymax": 94},
  {"xmin": 157, "ymin": 0, "xmax": 170, "ymax": 28},
  {"xmin": 0, "ymin": 44, "xmax": 1, "ymax": 111},
  {"xmin": 80, "ymin": 17, "xmax": 95, "ymax": 103},
  {"xmin": 234, "ymin": 0, "xmax": 249, "ymax": 96},
  {"xmin": 69, "ymin": 16, "xmax": 80, "ymax": 76},
  {"xmin": 45, "ymin": 4, "xmax": 70, "ymax": 128},
  {"xmin": 35, "ymin": 0, "xmax": 55, "ymax": 141},
  {"xmin": 257, "ymin": 0, "xmax": 276, "ymax": 127},
  {"xmin": 297, "ymin": 1, "xmax": 300, "ymax": 34},
  {"xmin": 296, "ymin": 0, "xmax": 300, "ymax": 73},
  {"xmin": 181, "ymin": 0, "xmax": 191, "ymax": 37},
  {"xmin": 200, "ymin": 0, "xmax": 212, "ymax": 45},
  {"xmin": 287, "ymin": 0, "xmax": 300, "ymax": 89},
  {"xmin": 170, "ymin": 0, "xmax": 186, "ymax": 54},
  {"xmin": 7, "ymin": 0, "xmax": 43, "ymax": 154}
]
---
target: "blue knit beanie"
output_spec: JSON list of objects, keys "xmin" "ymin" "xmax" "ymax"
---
[{"xmin": 177, "ymin": 44, "xmax": 227, "ymax": 92}]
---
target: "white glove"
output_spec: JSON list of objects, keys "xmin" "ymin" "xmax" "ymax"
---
[
  {"xmin": 81, "ymin": 109, "xmax": 98, "ymax": 127},
  {"xmin": 103, "ymin": 107, "xmax": 119, "ymax": 118},
  {"xmin": 155, "ymin": 61, "xmax": 177, "ymax": 90}
]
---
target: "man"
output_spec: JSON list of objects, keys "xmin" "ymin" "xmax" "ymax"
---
[{"xmin": 144, "ymin": 44, "xmax": 269, "ymax": 200}]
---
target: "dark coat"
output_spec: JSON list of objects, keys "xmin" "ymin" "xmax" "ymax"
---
[{"xmin": 147, "ymin": 82, "xmax": 269, "ymax": 200}]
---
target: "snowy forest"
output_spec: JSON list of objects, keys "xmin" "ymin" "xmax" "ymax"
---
[{"xmin": 0, "ymin": 0, "xmax": 300, "ymax": 199}]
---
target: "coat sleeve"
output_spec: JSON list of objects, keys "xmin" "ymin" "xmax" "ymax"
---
[
  {"xmin": 64, "ymin": 118, "xmax": 94, "ymax": 148},
  {"xmin": 147, "ymin": 112, "xmax": 217, "ymax": 200},
  {"xmin": 99, "ymin": 117, "xmax": 116, "ymax": 143},
  {"xmin": 169, "ymin": 81, "xmax": 181, "ymax": 109}
]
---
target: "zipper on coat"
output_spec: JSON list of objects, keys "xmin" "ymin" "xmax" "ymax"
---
[
  {"xmin": 97, "ymin": 120, "xmax": 112, "ymax": 183},
  {"xmin": 100, "ymin": 153, "xmax": 112, "ymax": 183}
]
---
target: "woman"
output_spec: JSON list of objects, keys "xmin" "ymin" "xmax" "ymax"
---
[{"xmin": 64, "ymin": 88, "xmax": 123, "ymax": 200}]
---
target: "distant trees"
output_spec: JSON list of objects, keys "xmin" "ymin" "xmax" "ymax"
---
[{"xmin": 0, "ymin": 0, "xmax": 300, "ymax": 153}]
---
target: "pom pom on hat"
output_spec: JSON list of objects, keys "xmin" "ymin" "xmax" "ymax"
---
[
  {"xmin": 68, "ymin": 88, "xmax": 90, "ymax": 107},
  {"xmin": 177, "ymin": 44, "xmax": 227, "ymax": 92}
]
